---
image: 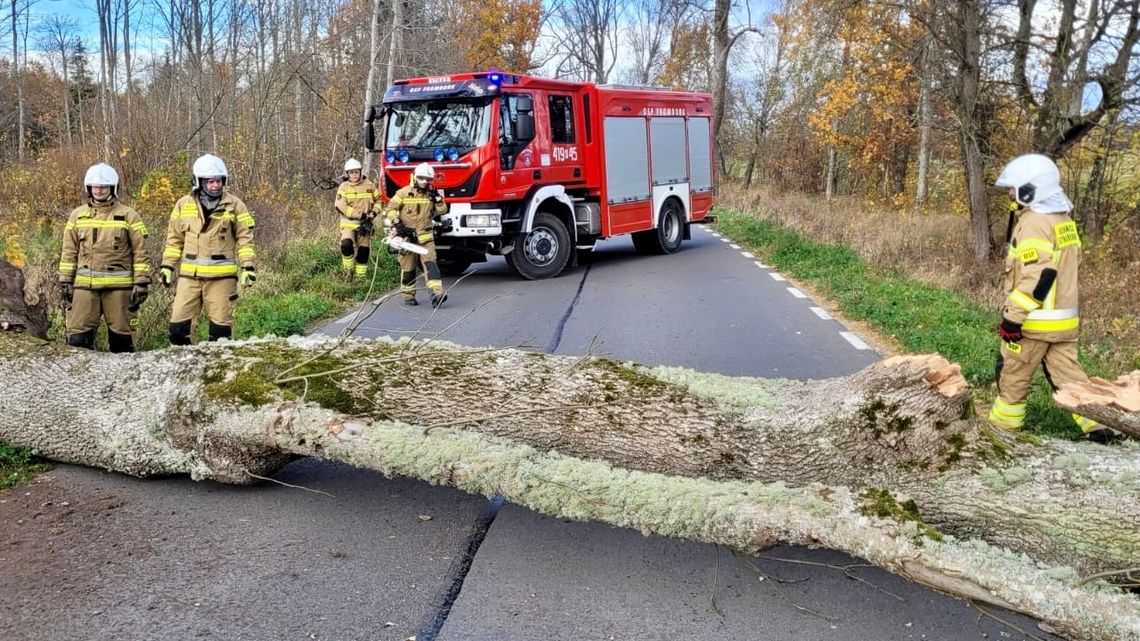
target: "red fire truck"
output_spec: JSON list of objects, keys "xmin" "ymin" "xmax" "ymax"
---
[{"xmin": 363, "ymin": 72, "xmax": 716, "ymax": 279}]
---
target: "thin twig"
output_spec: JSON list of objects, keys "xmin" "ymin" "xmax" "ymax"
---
[
  {"xmin": 1075, "ymin": 565, "xmax": 1140, "ymax": 587},
  {"xmin": 524, "ymin": 472, "xmax": 603, "ymax": 507},
  {"xmin": 755, "ymin": 554, "xmax": 906, "ymax": 602},
  {"xmin": 245, "ymin": 471, "xmax": 334, "ymax": 497},
  {"xmin": 735, "ymin": 554, "xmax": 836, "ymax": 621},
  {"xmin": 710, "ymin": 544, "xmax": 724, "ymax": 616},
  {"xmin": 970, "ymin": 600, "xmax": 1050, "ymax": 641}
]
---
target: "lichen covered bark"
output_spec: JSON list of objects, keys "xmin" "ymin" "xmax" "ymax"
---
[{"xmin": 1, "ymin": 333, "xmax": 1138, "ymax": 640}]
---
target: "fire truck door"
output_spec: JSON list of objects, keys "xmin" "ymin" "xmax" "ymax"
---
[{"xmin": 545, "ymin": 94, "xmax": 583, "ymax": 185}]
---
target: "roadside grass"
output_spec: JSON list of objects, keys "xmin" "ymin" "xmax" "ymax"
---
[
  {"xmin": 714, "ymin": 206, "xmax": 1113, "ymax": 439},
  {"xmin": 0, "ymin": 443, "xmax": 51, "ymax": 490}
]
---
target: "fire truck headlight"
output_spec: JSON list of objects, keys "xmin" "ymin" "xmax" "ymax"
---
[
  {"xmin": 463, "ymin": 214, "xmax": 500, "ymax": 227},
  {"xmin": 433, "ymin": 147, "xmax": 445, "ymax": 162},
  {"xmin": 384, "ymin": 150, "xmax": 395, "ymax": 164},
  {"xmin": 447, "ymin": 147, "xmax": 459, "ymax": 161},
  {"xmin": 397, "ymin": 149, "xmax": 410, "ymax": 163}
]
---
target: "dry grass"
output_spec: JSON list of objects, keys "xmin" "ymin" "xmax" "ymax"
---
[{"xmin": 720, "ymin": 183, "xmax": 1139, "ymax": 372}]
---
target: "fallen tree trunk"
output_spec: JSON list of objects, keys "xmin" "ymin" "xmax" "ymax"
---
[
  {"xmin": 1, "ymin": 331, "xmax": 1138, "ymax": 640},
  {"xmin": 1056, "ymin": 373, "xmax": 1140, "ymax": 439}
]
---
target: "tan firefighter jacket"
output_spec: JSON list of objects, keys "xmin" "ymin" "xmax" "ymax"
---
[
  {"xmin": 336, "ymin": 178, "xmax": 381, "ymax": 231},
  {"xmin": 1003, "ymin": 208, "xmax": 1082, "ymax": 341},
  {"xmin": 58, "ymin": 199, "xmax": 151, "ymax": 290},
  {"xmin": 162, "ymin": 191, "xmax": 256, "ymax": 279},
  {"xmin": 385, "ymin": 184, "xmax": 446, "ymax": 245}
]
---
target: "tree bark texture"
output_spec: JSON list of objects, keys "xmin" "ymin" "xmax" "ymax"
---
[{"xmin": 0, "ymin": 328, "xmax": 1138, "ymax": 640}]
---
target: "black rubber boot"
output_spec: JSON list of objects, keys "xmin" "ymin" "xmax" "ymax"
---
[
  {"xmin": 430, "ymin": 292, "xmax": 447, "ymax": 308},
  {"xmin": 108, "ymin": 331, "xmax": 135, "ymax": 353},
  {"xmin": 67, "ymin": 329, "xmax": 96, "ymax": 349},
  {"xmin": 208, "ymin": 321, "xmax": 233, "ymax": 342},
  {"xmin": 169, "ymin": 320, "xmax": 193, "ymax": 346}
]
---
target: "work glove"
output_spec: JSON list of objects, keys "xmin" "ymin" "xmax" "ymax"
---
[
  {"xmin": 394, "ymin": 221, "xmax": 416, "ymax": 243},
  {"xmin": 999, "ymin": 319, "xmax": 1023, "ymax": 343},
  {"xmin": 128, "ymin": 284, "xmax": 149, "ymax": 311},
  {"xmin": 358, "ymin": 215, "xmax": 374, "ymax": 237},
  {"xmin": 430, "ymin": 188, "xmax": 444, "ymax": 204},
  {"xmin": 239, "ymin": 267, "xmax": 256, "ymax": 287},
  {"xmin": 58, "ymin": 281, "xmax": 74, "ymax": 306},
  {"xmin": 159, "ymin": 266, "xmax": 175, "ymax": 287}
]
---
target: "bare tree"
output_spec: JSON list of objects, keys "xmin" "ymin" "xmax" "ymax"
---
[
  {"xmin": 37, "ymin": 15, "xmax": 79, "ymax": 146},
  {"xmin": 549, "ymin": 0, "xmax": 625, "ymax": 83},
  {"xmin": 1012, "ymin": 0, "xmax": 1140, "ymax": 158},
  {"xmin": 711, "ymin": 0, "xmax": 761, "ymax": 174},
  {"xmin": 626, "ymin": 0, "xmax": 685, "ymax": 84}
]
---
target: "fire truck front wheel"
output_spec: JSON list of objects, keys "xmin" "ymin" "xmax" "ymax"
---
[{"xmin": 505, "ymin": 212, "xmax": 572, "ymax": 280}]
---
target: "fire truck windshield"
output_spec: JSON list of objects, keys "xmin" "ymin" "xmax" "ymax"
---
[{"xmin": 385, "ymin": 100, "xmax": 492, "ymax": 158}]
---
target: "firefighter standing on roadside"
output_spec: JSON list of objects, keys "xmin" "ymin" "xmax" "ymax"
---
[
  {"xmin": 57, "ymin": 163, "xmax": 151, "ymax": 353},
  {"xmin": 987, "ymin": 154, "xmax": 1115, "ymax": 443},
  {"xmin": 160, "ymin": 154, "xmax": 256, "ymax": 345},
  {"xmin": 335, "ymin": 158, "xmax": 381, "ymax": 278},
  {"xmin": 385, "ymin": 162, "xmax": 447, "ymax": 307}
]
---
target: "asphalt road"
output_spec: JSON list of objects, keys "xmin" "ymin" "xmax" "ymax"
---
[{"xmin": 0, "ymin": 226, "xmax": 1059, "ymax": 641}]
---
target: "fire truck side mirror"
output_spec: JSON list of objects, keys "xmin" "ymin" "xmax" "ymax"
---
[
  {"xmin": 363, "ymin": 122, "xmax": 377, "ymax": 152},
  {"xmin": 516, "ymin": 95, "xmax": 533, "ymax": 113},
  {"xmin": 364, "ymin": 106, "xmax": 376, "ymax": 122}
]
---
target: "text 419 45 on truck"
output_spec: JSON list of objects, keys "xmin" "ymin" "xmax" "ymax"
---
[{"xmin": 363, "ymin": 72, "xmax": 717, "ymax": 280}]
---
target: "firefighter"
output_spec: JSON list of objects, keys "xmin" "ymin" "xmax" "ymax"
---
[
  {"xmin": 385, "ymin": 162, "xmax": 447, "ymax": 307},
  {"xmin": 57, "ymin": 163, "xmax": 151, "ymax": 352},
  {"xmin": 335, "ymin": 158, "xmax": 381, "ymax": 278},
  {"xmin": 988, "ymin": 154, "xmax": 1116, "ymax": 442},
  {"xmin": 160, "ymin": 154, "xmax": 256, "ymax": 345}
]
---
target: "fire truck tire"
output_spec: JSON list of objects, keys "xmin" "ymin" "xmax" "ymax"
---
[
  {"xmin": 437, "ymin": 258, "xmax": 472, "ymax": 276},
  {"xmin": 633, "ymin": 198, "xmax": 685, "ymax": 255},
  {"xmin": 506, "ymin": 212, "xmax": 571, "ymax": 280}
]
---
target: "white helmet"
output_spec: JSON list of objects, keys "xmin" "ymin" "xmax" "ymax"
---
[
  {"xmin": 344, "ymin": 158, "xmax": 363, "ymax": 172},
  {"xmin": 192, "ymin": 154, "xmax": 228, "ymax": 182},
  {"xmin": 84, "ymin": 163, "xmax": 119, "ymax": 199},
  {"xmin": 994, "ymin": 154, "xmax": 1066, "ymax": 210},
  {"xmin": 413, "ymin": 162, "xmax": 435, "ymax": 188}
]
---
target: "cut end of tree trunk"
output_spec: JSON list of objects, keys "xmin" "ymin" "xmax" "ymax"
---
[
  {"xmin": 0, "ymin": 259, "xmax": 49, "ymax": 339},
  {"xmin": 1055, "ymin": 371, "xmax": 1140, "ymax": 438},
  {"xmin": 874, "ymin": 354, "xmax": 968, "ymax": 397}
]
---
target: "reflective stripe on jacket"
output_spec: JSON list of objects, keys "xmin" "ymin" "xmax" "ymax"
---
[
  {"xmin": 58, "ymin": 200, "xmax": 151, "ymax": 289},
  {"xmin": 162, "ymin": 191, "xmax": 256, "ymax": 279},
  {"xmin": 336, "ymin": 178, "xmax": 380, "ymax": 230},
  {"xmin": 1002, "ymin": 209, "xmax": 1082, "ymax": 339},
  {"xmin": 384, "ymin": 184, "xmax": 446, "ymax": 236}
]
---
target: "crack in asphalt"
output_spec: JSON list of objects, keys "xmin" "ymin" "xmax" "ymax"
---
[{"xmin": 413, "ymin": 263, "xmax": 592, "ymax": 641}]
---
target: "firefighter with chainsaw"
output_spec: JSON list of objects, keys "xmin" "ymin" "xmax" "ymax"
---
[
  {"xmin": 160, "ymin": 154, "xmax": 256, "ymax": 345},
  {"xmin": 335, "ymin": 158, "xmax": 381, "ymax": 278},
  {"xmin": 57, "ymin": 163, "xmax": 151, "ymax": 352},
  {"xmin": 385, "ymin": 162, "xmax": 448, "ymax": 307},
  {"xmin": 988, "ymin": 154, "xmax": 1115, "ymax": 443}
]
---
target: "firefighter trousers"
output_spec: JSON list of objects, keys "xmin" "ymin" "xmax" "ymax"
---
[
  {"xmin": 990, "ymin": 337, "xmax": 1100, "ymax": 433},
  {"xmin": 169, "ymin": 277, "xmax": 237, "ymax": 344},
  {"xmin": 398, "ymin": 240, "xmax": 442, "ymax": 300},
  {"xmin": 66, "ymin": 288, "xmax": 136, "ymax": 351},
  {"xmin": 340, "ymin": 228, "xmax": 373, "ymax": 277}
]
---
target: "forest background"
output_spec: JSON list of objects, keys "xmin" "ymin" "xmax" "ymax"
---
[{"xmin": 0, "ymin": 0, "xmax": 1137, "ymax": 371}]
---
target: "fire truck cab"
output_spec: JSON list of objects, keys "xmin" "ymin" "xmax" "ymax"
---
[{"xmin": 363, "ymin": 72, "xmax": 715, "ymax": 279}]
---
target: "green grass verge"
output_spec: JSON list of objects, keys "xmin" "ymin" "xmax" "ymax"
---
[
  {"xmin": 0, "ymin": 443, "xmax": 51, "ymax": 490},
  {"xmin": 714, "ymin": 206, "xmax": 1113, "ymax": 439}
]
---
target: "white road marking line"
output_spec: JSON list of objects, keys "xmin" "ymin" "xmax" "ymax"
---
[
  {"xmin": 753, "ymin": 261, "xmax": 768, "ymax": 269},
  {"xmin": 787, "ymin": 287, "xmax": 807, "ymax": 299},
  {"xmin": 769, "ymin": 272, "xmax": 786, "ymax": 281},
  {"xmin": 719, "ymin": 238, "xmax": 730, "ymax": 243},
  {"xmin": 840, "ymin": 331, "xmax": 872, "ymax": 350},
  {"xmin": 730, "ymin": 243, "xmax": 741, "ymax": 249},
  {"xmin": 741, "ymin": 251, "xmax": 754, "ymax": 258},
  {"xmin": 810, "ymin": 307, "xmax": 833, "ymax": 320}
]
